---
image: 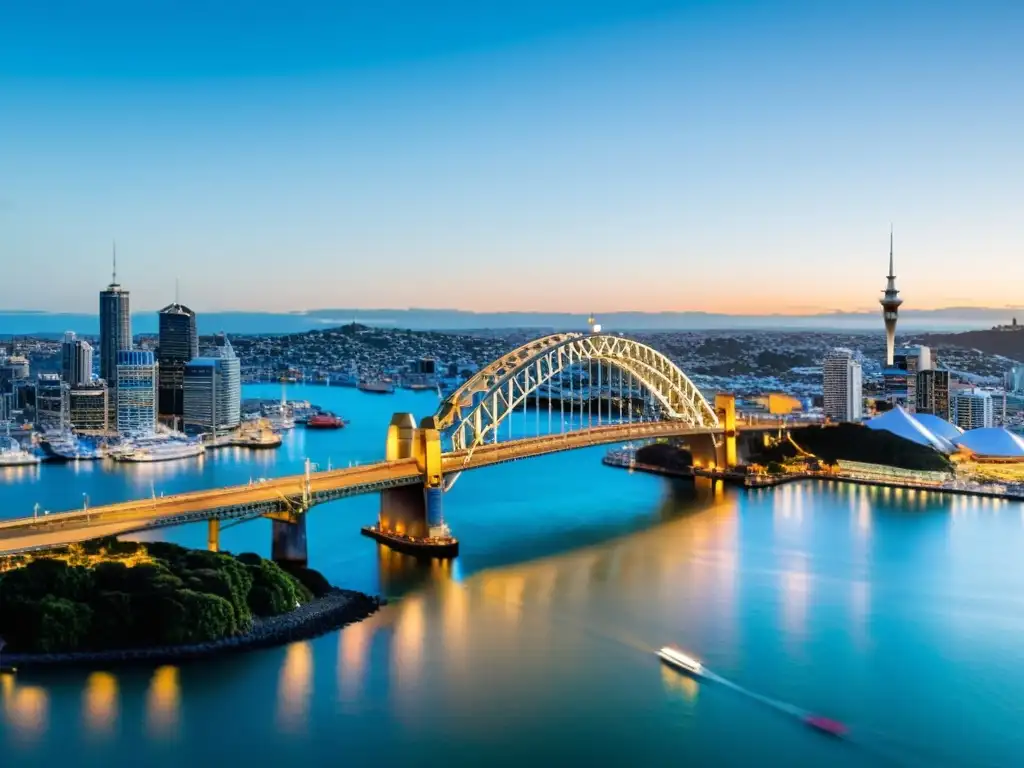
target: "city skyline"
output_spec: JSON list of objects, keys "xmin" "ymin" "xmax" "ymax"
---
[{"xmin": 4, "ymin": 1, "xmax": 1024, "ymax": 314}]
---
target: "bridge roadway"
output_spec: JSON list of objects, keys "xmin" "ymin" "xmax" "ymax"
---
[{"xmin": 0, "ymin": 418, "xmax": 794, "ymax": 555}]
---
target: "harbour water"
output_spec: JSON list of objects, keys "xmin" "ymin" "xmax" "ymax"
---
[{"xmin": 3, "ymin": 385, "xmax": 1024, "ymax": 766}]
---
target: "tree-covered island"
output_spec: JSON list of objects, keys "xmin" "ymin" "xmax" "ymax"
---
[{"xmin": 0, "ymin": 538, "xmax": 335, "ymax": 654}]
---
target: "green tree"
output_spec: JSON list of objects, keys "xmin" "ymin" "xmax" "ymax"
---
[{"xmin": 35, "ymin": 596, "xmax": 92, "ymax": 652}]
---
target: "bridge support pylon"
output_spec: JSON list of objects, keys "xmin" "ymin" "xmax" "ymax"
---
[
  {"xmin": 715, "ymin": 394, "xmax": 738, "ymax": 469},
  {"xmin": 366, "ymin": 412, "xmax": 459, "ymax": 557},
  {"xmin": 272, "ymin": 513, "xmax": 308, "ymax": 567},
  {"xmin": 207, "ymin": 518, "xmax": 220, "ymax": 553}
]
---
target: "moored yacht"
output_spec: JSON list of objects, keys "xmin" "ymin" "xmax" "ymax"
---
[
  {"xmin": 0, "ymin": 435, "xmax": 41, "ymax": 467},
  {"xmin": 110, "ymin": 432, "xmax": 205, "ymax": 463}
]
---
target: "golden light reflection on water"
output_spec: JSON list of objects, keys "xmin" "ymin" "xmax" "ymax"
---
[
  {"xmin": 338, "ymin": 618, "xmax": 373, "ymax": 703},
  {"xmin": 850, "ymin": 579, "xmax": 870, "ymax": 650},
  {"xmin": 781, "ymin": 567, "xmax": 809, "ymax": 642},
  {"xmin": 276, "ymin": 641, "xmax": 313, "ymax": 733},
  {"xmin": 391, "ymin": 594, "xmax": 425, "ymax": 697},
  {"xmin": 83, "ymin": 671, "xmax": 118, "ymax": 737},
  {"xmin": 1, "ymin": 672, "xmax": 49, "ymax": 741},
  {"xmin": 660, "ymin": 664, "xmax": 699, "ymax": 702},
  {"xmin": 146, "ymin": 665, "xmax": 180, "ymax": 738}
]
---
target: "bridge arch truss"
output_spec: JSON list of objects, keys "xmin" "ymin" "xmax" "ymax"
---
[{"xmin": 434, "ymin": 333, "xmax": 719, "ymax": 457}]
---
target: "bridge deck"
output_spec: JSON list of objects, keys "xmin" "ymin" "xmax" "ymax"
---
[{"xmin": 0, "ymin": 419, "xmax": 797, "ymax": 555}]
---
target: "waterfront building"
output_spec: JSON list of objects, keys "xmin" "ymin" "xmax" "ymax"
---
[
  {"xmin": 0, "ymin": 391, "xmax": 15, "ymax": 421},
  {"xmin": 157, "ymin": 302, "xmax": 199, "ymax": 419},
  {"xmin": 952, "ymin": 390, "xmax": 994, "ymax": 431},
  {"xmin": 879, "ymin": 227, "xmax": 902, "ymax": 368},
  {"xmin": 183, "ymin": 334, "xmax": 241, "ymax": 435},
  {"xmin": 823, "ymin": 348, "xmax": 863, "ymax": 422},
  {"xmin": 116, "ymin": 350, "xmax": 157, "ymax": 435},
  {"xmin": 917, "ymin": 369, "xmax": 951, "ymax": 418},
  {"xmin": 34, "ymin": 373, "xmax": 69, "ymax": 430},
  {"xmin": 99, "ymin": 250, "xmax": 132, "ymax": 382},
  {"xmin": 61, "ymin": 331, "xmax": 93, "ymax": 387},
  {"xmin": 69, "ymin": 384, "xmax": 109, "ymax": 433}
]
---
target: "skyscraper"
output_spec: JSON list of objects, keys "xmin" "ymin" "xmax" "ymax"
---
[
  {"xmin": 35, "ymin": 373, "xmax": 70, "ymax": 430},
  {"xmin": 99, "ymin": 246, "xmax": 131, "ymax": 383},
  {"xmin": 61, "ymin": 331, "xmax": 93, "ymax": 387},
  {"xmin": 917, "ymin": 369, "xmax": 951, "ymax": 419},
  {"xmin": 952, "ymin": 390, "xmax": 994, "ymax": 430},
  {"xmin": 157, "ymin": 302, "xmax": 199, "ymax": 418},
  {"xmin": 183, "ymin": 334, "xmax": 241, "ymax": 435},
  {"xmin": 116, "ymin": 350, "xmax": 157, "ymax": 435},
  {"xmin": 894, "ymin": 345, "xmax": 931, "ymax": 412},
  {"xmin": 879, "ymin": 227, "xmax": 902, "ymax": 368},
  {"xmin": 823, "ymin": 348, "xmax": 863, "ymax": 422}
]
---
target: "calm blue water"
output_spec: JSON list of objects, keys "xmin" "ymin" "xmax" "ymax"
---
[{"xmin": 3, "ymin": 384, "xmax": 1024, "ymax": 767}]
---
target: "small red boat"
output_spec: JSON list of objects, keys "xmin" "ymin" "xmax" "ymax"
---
[
  {"xmin": 803, "ymin": 715, "xmax": 848, "ymax": 737},
  {"xmin": 305, "ymin": 413, "xmax": 345, "ymax": 429}
]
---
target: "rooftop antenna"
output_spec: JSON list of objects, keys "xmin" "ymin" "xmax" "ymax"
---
[{"xmin": 112, "ymin": 240, "xmax": 118, "ymax": 284}]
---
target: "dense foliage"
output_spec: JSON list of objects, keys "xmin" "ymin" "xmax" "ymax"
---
[
  {"xmin": 0, "ymin": 539, "xmax": 330, "ymax": 654},
  {"xmin": 753, "ymin": 424, "xmax": 952, "ymax": 472}
]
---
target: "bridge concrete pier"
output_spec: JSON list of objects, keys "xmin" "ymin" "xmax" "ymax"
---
[
  {"xmin": 715, "ymin": 394, "xmax": 738, "ymax": 468},
  {"xmin": 369, "ymin": 413, "xmax": 457, "ymax": 556},
  {"xmin": 271, "ymin": 514, "xmax": 308, "ymax": 567},
  {"xmin": 207, "ymin": 519, "xmax": 220, "ymax": 553}
]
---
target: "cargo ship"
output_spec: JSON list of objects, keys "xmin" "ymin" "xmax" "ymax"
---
[{"xmin": 305, "ymin": 412, "xmax": 346, "ymax": 429}]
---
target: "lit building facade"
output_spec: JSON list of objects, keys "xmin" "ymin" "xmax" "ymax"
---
[
  {"xmin": 157, "ymin": 303, "xmax": 199, "ymax": 419},
  {"xmin": 69, "ymin": 384, "xmax": 109, "ymax": 433},
  {"xmin": 61, "ymin": 331, "xmax": 94, "ymax": 387},
  {"xmin": 916, "ymin": 369, "xmax": 951, "ymax": 419},
  {"xmin": 116, "ymin": 350, "xmax": 157, "ymax": 435},
  {"xmin": 183, "ymin": 335, "xmax": 241, "ymax": 435},
  {"xmin": 823, "ymin": 348, "xmax": 863, "ymax": 422},
  {"xmin": 99, "ymin": 277, "xmax": 131, "ymax": 383},
  {"xmin": 34, "ymin": 373, "xmax": 69, "ymax": 430},
  {"xmin": 952, "ymin": 390, "xmax": 994, "ymax": 431},
  {"xmin": 894, "ymin": 345, "xmax": 931, "ymax": 412}
]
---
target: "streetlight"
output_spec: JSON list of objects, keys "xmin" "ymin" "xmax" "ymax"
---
[
  {"xmin": 83, "ymin": 493, "xmax": 90, "ymax": 521},
  {"xmin": 33, "ymin": 502, "xmax": 39, "ymax": 521}
]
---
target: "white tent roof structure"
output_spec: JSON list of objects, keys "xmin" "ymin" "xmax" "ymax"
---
[
  {"xmin": 865, "ymin": 406, "xmax": 957, "ymax": 454},
  {"xmin": 954, "ymin": 428, "xmax": 1024, "ymax": 458}
]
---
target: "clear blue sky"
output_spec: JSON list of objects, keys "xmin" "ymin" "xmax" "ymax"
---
[{"xmin": 3, "ymin": 0, "xmax": 1022, "ymax": 314}]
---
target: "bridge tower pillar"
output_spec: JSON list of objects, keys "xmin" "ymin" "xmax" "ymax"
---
[
  {"xmin": 370, "ymin": 412, "xmax": 458, "ymax": 556},
  {"xmin": 271, "ymin": 514, "xmax": 308, "ymax": 567},
  {"xmin": 715, "ymin": 394, "xmax": 738, "ymax": 469},
  {"xmin": 207, "ymin": 518, "xmax": 220, "ymax": 553}
]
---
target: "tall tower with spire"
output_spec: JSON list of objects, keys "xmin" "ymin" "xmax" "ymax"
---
[
  {"xmin": 99, "ymin": 242, "xmax": 132, "ymax": 383},
  {"xmin": 880, "ymin": 227, "xmax": 903, "ymax": 367}
]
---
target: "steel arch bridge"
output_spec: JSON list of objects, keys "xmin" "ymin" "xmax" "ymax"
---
[{"xmin": 433, "ymin": 332, "xmax": 719, "ymax": 458}]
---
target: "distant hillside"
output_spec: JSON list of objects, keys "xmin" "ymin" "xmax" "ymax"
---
[
  {"xmin": 2, "ymin": 305, "xmax": 1023, "ymax": 336},
  {"xmin": 921, "ymin": 327, "xmax": 1024, "ymax": 362}
]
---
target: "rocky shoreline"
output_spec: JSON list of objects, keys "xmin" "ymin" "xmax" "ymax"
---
[{"xmin": 3, "ymin": 588, "xmax": 382, "ymax": 670}]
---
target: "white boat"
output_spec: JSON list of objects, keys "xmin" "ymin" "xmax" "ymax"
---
[
  {"xmin": 657, "ymin": 646, "xmax": 705, "ymax": 677},
  {"xmin": 41, "ymin": 431, "xmax": 106, "ymax": 461},
  {"xmin": 111, "ymin": 438, "xmax": 205, "ymax": 463},
  {"xmin": 264, "ymin": 409, "xmax": 295, "ymax": 431},
  {"xmin": 0, "ymin": 435, "xmax": 40, "ymax": 466}
]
